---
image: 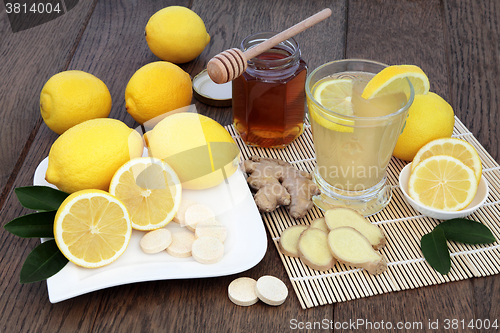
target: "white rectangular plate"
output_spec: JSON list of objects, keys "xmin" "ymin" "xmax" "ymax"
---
[{"xmin": 34, "ymin": 156, "xmax": 267, "ymax": 303}]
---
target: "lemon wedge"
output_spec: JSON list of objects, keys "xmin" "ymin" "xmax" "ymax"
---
[
  {"xmin": 109, "ymin": 157, "xmax": 182, "ymax": 231},
  {"xmin": 412, "ymin": 138, "xmax": 482, "ymax": 184},
  {"xmin": 408, "ymin": 155, "xmax": 478, "ymax": 211},
  {"xmin": 54, "ymin": 189, "xmax": 132, "ymax": 268},
  {"xmin": 309, "ymin": 78, "xmax": 354, "ymax": 132},
  {"xmin": 361, "ymin": 65, "xmax": 429, "ymax": 99}
]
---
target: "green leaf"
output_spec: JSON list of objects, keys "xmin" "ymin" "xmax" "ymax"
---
[
  {"xmin": 421, "ymin": 227, "xmax": 451, "ymax": 275},
  {"xmin": 4, "ymin": 211, "xmax": 55, "ymax": 238},
  {"xmin": 438, "ymin": 218, "xmax": 496, "ymax": 244},
  {"xmin": 20, "ymin": 240, "xmax": 68, "ymax": 284},
  {"xmin": 15, "ymin": 186, "xmax": 69, "ymax": 211}
]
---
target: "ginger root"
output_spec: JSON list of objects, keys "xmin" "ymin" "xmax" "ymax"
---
[{"xmin": 243, "ymin": 156, "xmax": 320, "ymax": 219}]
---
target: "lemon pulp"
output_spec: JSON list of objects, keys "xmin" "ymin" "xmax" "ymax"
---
[
  {"xmin": 408, "ymin": 155, "xmax": 478, "ymax": 211},
  {"xmin": 412, "ymin": 137, "xmax": 482, "ymax": 184},
  {"xmin": 109, "ymin": 157, "xmax": 182, "ymax": 230},
  {"xmin": 54, "ymin": 189, "xmax": 132, "ymax": 268}
]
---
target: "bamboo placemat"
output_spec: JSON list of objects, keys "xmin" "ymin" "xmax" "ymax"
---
[{"xmin": 226, "ymin": 116, "xmax": 500, "ymax": 309}]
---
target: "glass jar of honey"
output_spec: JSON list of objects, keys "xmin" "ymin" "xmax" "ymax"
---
[{"xmin": 232, "ymin": 32, "xmax": 307, "ymax": 148}]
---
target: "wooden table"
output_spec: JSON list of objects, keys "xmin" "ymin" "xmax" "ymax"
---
[{"xmin": 1, "ymin": 0, "xmax": 499, "ymax": 331}]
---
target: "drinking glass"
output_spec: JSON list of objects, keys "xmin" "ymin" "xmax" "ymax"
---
[{"xmin": 306, "ymin": 59, "xmax": 414, "ymax": 216}]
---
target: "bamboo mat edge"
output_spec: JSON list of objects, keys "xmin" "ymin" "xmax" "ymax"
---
[{"xmin": 226, "ymin": 116, "xmax": 500, "ymax": 309}]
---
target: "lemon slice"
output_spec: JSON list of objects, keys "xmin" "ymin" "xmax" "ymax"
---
[
  {"xmin": 412, "ymin": 138, "xmax": 482, "ymax": 184},
  {"xmin": 314, "ymin": 78, "xmax": 354, "ymax": 113},
  {"xmin": 54, "ymin": 189, "xmax": 132, "ymax": 268},
  {"xmin": 408, "ymin": 155, "xmax": 478, "ymax": 211},
  {"xmin": 109, "ymin": 157, "xmax": 182, "ymax": 230},
  {"xmin": 309, "ymin": 78, "xmax": 354, "ymax": 132},
  {"xmin": 361, "ymin": 65, "xmax": 429, "ymax": 99}
]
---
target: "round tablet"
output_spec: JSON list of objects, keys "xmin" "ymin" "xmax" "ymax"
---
[
  {"xmin": 173, "ymin": 198, "xmax": 197, "ymax": 225},
  {"xmin": 191, "ymin": 236, "xmax": 224, "ymax": 264},
  {"xmin": 255, "ymin": 275, "xmax": 288, "ymax": 306},
  {"xmin": 195, "ymin": 219, "xmax": 227, "ymax": 243},
  {"xmin": 166, "ymin": 231, "xmax": 196, "ymax": 258},
  {"xmin": 140, "ymin": 229, "xmax": 172, "ymax": 254},
  {"xmin": 228, "ymin": 277, "xmax": 258, "ymax": 306},
  {"xmin": 184, "ymin": 203, "xmax": 215, "ymax": 232}
]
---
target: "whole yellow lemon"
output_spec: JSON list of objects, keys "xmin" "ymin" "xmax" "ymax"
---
[
  {"xmin": 40, "ymin": 70, "xmax": 112, "ymax": 135},
  {"xmin": 393, "ymin": 92, "xmax": 454, "ymax": 161},
  {"xmin": 147, "ymin": 113, "xmax": 240, "ymax": 190},
  {"xmin": 125, "ymin": 61, "xmax": 192, "ymax": 125},
  {"xmin": 45, "ymin": 118, "xmax": 144, "ymax": 193},
  {"xmin": 145, "ymin": 6, "xmax": 210, "ymax": 64}
]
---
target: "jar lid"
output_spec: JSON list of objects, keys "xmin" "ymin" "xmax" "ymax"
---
[{"xmin": 192, "ymin": 69, "xmax": 232, "ymax": 107}]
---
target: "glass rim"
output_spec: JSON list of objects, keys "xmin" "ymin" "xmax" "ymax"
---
[{"xmin": 305, "ymin": 59, "xmax": 415, "ymax": 121}]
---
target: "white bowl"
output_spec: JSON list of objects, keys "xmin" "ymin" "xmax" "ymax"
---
[{"xmin": 398, "ymin": 163, "xmax": 489, "ymax": 220}]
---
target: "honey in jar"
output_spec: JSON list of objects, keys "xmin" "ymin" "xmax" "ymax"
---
[{"xmin": 232, "ymin": 32, "xmax": 307, "ymax": 148}]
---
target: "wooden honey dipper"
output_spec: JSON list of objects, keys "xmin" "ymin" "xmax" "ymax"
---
[{"xmin": 207, "ymin": 8, "xmax": 332, "ymax": 84}]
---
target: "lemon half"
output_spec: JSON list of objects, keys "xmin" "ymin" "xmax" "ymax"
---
[
  {"xmin": 109, "ymin": 157, "xmax": 182, "ymax": 231},
  {"xmin": 408, "ymin": 155, "xmax": 478, "ymax": 211},
  {"xmin": 54, "ymin": 190, "xmax": 132, "ymax": 268},
  {"xmin": 412, "ymin": 138, "xmax": 482, "ymax": 184}
]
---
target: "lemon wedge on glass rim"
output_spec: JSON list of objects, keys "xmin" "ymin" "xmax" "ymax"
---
[
  {"xmin": 408, "ymin": 155, "xmax": 478, "ymax": 211},
  {"xmin": 309, "ymin": 78, "xmax": 354, "ymax": 132},
  {"xmin": 54, "ymin": 189, "xmax": 132, "ymax": 268},
  {"xmin": 361, "ymin": 64, "xmax": 429, "ymax": 99},
  {"xmin": 109, "ymin": 157, "xmax": 182, "ymax": 231}
]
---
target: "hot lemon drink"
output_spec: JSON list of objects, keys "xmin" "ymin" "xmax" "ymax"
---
[{"xmin": 306, "ymin": 60, "xmax": 415, "ymax": 215}]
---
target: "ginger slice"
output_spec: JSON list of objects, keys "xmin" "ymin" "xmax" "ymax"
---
[
  {"xmin": 310, "ymin": 217, "xmax": 329, "ymax": 233},
  {"xmin": 327, "ymin": 227, "xmax": 387, "ymax": 275},
  {"xmin": 325, "ymin": 208, "xmax": 386, "ymax": 250},
  {"xmin": 298, "ymin": 227, "xmax": 336, "ymax": 271},
  {"xmin": 278, "ymin": 225, "xmax": 308, "ymax": 257}
]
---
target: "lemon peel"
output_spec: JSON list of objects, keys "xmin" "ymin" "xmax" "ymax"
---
[
  {"xmin": 40, "ymin": 70, "xmax": 112, "ymax": 134},
  {"xmin": 125, "ymin": 61, "xmax": 192, "ymax": 125},
  {"xmin": 45, "ymin": 118, "xmax": 144, "ymax": 194},
  {"xmin": 147, "ymin": 113, "xmax": 240, "ymax": 190},
  {"xmin": 392, "ymin": 92, "xmax": 454, "ymax": 161},
  {"xmin": 145, "ymin": 6, "xmax": 210, "ymax": 64}
]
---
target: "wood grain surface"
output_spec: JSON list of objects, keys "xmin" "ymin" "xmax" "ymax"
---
[
  {"xmin": 0, "ymin": 0, "xmax": 499, "ymax": 332},
  {"xmin": 0, "ymin": 0, "xmax": 97, "ymax": 207}
]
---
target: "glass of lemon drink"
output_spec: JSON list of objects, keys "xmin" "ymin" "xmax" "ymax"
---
[{"xmin": 306, "ymin": 59, "xmax": 414, "ymax": 216}]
